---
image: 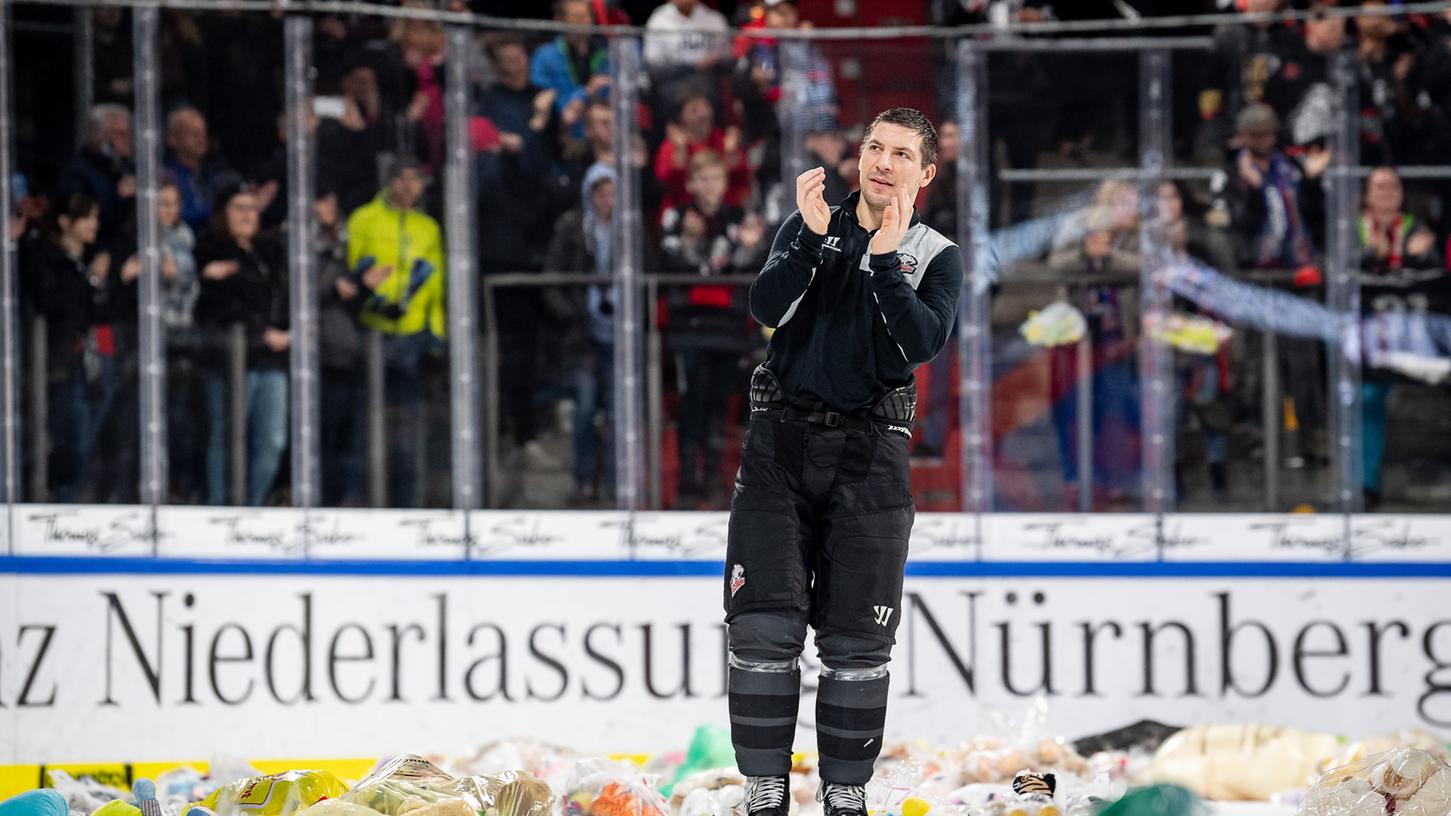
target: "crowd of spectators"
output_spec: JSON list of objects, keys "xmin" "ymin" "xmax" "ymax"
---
[{"xmin": 10, "ymin": 0, "xmax": 1451, "ymax": 511}]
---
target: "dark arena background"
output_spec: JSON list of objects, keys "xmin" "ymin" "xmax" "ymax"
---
[{"xmin": 4, "ymin": 1, "xmax": 1451, "ymax": 815}]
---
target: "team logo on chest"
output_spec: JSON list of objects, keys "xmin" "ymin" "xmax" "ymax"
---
[{"xmin": 897, "ymin": 252, "xmax": 918, "ymax": 276}]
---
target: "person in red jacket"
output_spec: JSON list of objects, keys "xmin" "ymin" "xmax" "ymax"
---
[{"xmin": 653, "ymin": 86, "xmax": 751, "ymax": 214}]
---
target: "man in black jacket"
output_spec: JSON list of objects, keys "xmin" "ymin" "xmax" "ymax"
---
[{"xmin": 724, "ymin": 108, "xmax": 962, "ymax": 816}]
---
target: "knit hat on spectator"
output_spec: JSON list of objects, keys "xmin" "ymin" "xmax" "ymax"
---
[{"xmin": 1235, "ymin": 104, "xmax": 1279, "ymax": 135}]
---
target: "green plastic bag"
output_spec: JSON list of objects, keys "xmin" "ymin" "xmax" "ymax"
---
[
  {"xmin": 1097, "ymin": 786, "xmax": 1205, "ymax": 816},
  {"xmin": 663, "ymin": 726, "xmax": 737, "ymax": 797}
]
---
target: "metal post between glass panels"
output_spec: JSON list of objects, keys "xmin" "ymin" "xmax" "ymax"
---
[
  {"xmin": 445, "ymin": 25, "xmax": 480, "ymax": 513},
  {"xmin": 954, "ymin": 39, "xmax": 991, "ymax": 516},
  {"xmin": 1327, "ymin": 48, "xmax": 1363, "ymax": 517},
  {"xmin": 285, "ymin": 16, "xmax": 319, "ymax": 518},
  {"xmin": 0, "ymin": 0, "xmax": 17, "ymax": 530},
  {"xmin": 134, "ymin": 6, "xmax": 165, "ymax": 523},
  {"xmin": 610, "ymin": 36, "xmax": 645, "ymax": 511},
  {"xmin": 779, "ymin": 39, "xmax": 811, "ymax": 196},
  {"xmin": 1138, "ymin": 49, "xmax": 1174, "ymax": 514}
]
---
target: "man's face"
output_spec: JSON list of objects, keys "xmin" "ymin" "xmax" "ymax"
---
[
  {"xmin": 1367, "ymin": 168, "xmax": 1403, "ymax": 213},
  {"xmin": 1305, "ymin": 16, "xmax": 1346, "ymax": 53},
  {"xmin": 1242, "ymin": 127, "xmax": 1277, "ymax": 159},
  {"xmin": 493, "ymin": 43, "xmax": 529, "ymax": 89},
  {"xmin": 1245, "ymin": 0, "xmax": 1280, "ymax": 13},
  {"xmin": 169, "ymin": 111, "xmax": 208, "ymax": 164},
  {"xmin": 591, "ymin": 179, "xmax": 615, "ymax": 221},
  {"xmin": 687, "ymin": 165, "xmax": 728, "ymax": 211},
  {"xmin": 561, "ymin": 0, "xmax": 592, "ymax": 49},
  {"xmin": 857, "ymin": 121, "xmax": 935, "ymax": 210},
  {"xmin": 100, "ymin": 113, "xmax": 133, "ymax": 159},
  {"xmin": 586, "ymin": 104, "xmax": 614, "ymax": 151},
  {"xmin": 680, "ymin": 97, "xmax": 713, "ymax": 137},
  {"xmin": 1359, "ymin": 1, "xmax": 1396, "ymax": 39},
  {"xmin": 389, "ymin": 169, "xmax": 424, "ymax": 210}
]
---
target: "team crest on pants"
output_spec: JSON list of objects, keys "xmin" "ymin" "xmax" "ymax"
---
[{"xmin": 730, "ymin": 564, "xmax": 746, "ymax": 597}]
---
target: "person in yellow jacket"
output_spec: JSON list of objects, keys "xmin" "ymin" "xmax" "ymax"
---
[
  {"xmin": 347, "ymin": 156, "xmax": 446, "ymax": 340},
  {"xmin": 345, "ymin": 156, "xmax": 446, "ymax": 506}
]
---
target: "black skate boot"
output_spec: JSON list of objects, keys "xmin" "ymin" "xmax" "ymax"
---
[
  {"xmin": 817, "ymin": 783, "xmax": 867, "ymax": 816},
  {"xmin": 740, "ymin": 776, "xmax": 790, "ymax": 816}
]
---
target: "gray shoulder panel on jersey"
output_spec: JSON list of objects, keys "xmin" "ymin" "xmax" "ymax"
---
[{"xmin": 894, "ymin": 224, "xmax": 958, "ymax": 291}]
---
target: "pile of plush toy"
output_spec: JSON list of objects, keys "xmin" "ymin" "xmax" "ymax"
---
[{"xmin": 3, "ymin": 724, "xmax": 1450, "ymax": 816}]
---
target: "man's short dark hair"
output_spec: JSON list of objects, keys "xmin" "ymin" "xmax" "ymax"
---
[
  {"xmin": 553, "ymin": 0, "xmax": 588, "ymax": 19},
  {"xmin": 863, "ymin": 107, "xmax": 938, "ymax": 168},
  {"xmin": 483, "ymin": 33, "xmax": 527, "ymax": 63}
]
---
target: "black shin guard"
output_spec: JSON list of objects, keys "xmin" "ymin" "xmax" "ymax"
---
[
  {"xmin": 728, "ymin": 665, "xmax": 801, "ymax": 777},
  {"xmin": 815, "ymin": 671, "xmax": 890, "ymax": 785}
]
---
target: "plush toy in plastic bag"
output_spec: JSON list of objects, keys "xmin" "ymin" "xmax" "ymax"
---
[
  {"xmin": 180, "ymin": 770, "xmax": 348, "ymax": 816},
  {"xmin": 45, "ymin": 770, "xmax": 133, "ymax": 814},
  {"xmin": 1019, "ymin": 302, "xmax": 1087, "ymax": 348},
  {"xmin": 1299, "ymin": 747, "xmax": 1451, "ymax": 816},
  {"xmin": 561, "ymin": 760, "xmax": 668, "ymax": 816},
  {"xmin": 336, "ymin": 755, "xmax": 551, "ymax": 816}
]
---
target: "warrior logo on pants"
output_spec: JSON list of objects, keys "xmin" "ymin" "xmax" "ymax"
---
[{"xmin": 730, "ymin": 564, "xmax": 746, "ymax": 597}]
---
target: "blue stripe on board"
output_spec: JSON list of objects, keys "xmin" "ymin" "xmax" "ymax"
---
[{"xmin": 1, "ymin": 556, "xmax": 1450, "ymax": 577}]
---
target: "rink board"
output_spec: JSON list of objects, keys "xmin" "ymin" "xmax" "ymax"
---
[{"xmin": 2, "ymin": 507, "xmax": 1450, "ymax": 782}]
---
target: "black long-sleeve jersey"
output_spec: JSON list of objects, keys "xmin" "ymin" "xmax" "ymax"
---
[{"xmin": 750, "ymin": 191, "xmax": 964, "ymax": 414}]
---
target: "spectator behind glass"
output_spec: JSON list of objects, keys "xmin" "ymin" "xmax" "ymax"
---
[
  {"xmin": 56, "ymin": 104, "xmax": 136, "ymax": 249},
  {"xmin": 1156, "ymin": 179, "xmax": 1238, "ymax": 504},
  {"xmin": 321, "ymin": 64, "xmax": 389, "ymax": 215},
  {"xmin": 19, "ymin": 193, "xmax": 134, "ymax": 502},
  {"xmin": 1226, "ymin": 103, "xmax": 1328, "ymax": 471},
  {"xmin": 478, "ymin": 35, "xmax": 557, "ymax": 274},
  {"xmin": 733, "ymin": 0, "xmax": 837, "ymax": 160},
  {"xmin": 110, "ymin": 179, "xmax": 203, "ymax": 500},
  {"xmin": 346, "ymin": 156, "xmax": 446, "ymax": 507},
  {"xmin": 655, "ymin": 87, "xmax": 750, "ymax": 214},
  {"xmin": 1198, "ymin": 0, "xmax": 1299, "ymax": 157},
  {"xmin": 158, "ymin": 180, "xmax": 203, "ymax": 502},
  {"xmin": 1355, "ymin": 0, "xmax": 1426, "ymax": 166},
  {"xmin": 1264, "ymin": 10, "xmax": 1345, "ymax": 151},
  {"xmin": 388, "ymin": 9, "xmax": 447, "ymax": 174},
  {"xmin": 1226, "ymin": 104, "xmax": 1325, "ymax": 272},
  {"xmin": 92, "ymin": 6, "xmax": 134, "ymax": 105},
  {"xmin": 477, "ymin": 34, "xmax": 563, "ymax": 472},
  {"xmin": 314, "ymin": 190, "xmax": 375, "ymax": 507},
  {"xmin": 645, "ymin": 0, "xmax": 730, "ymax": 126},
  {"xmin": 1046, "ymin": 180, "xmax": 1143, "ymax": 508},
  {"xmin": 543, "ymin": 163, "xmax": 617, "ymax": 505},
  {"xmin": 660, "ymin": 151, "xmax": 767, "ymax": 508},
  {"xmin": 1358, "ymin": 166, "xmax": 1444, "ymax": 509},
  {"xmin": 165, "ymin": 107, "xmax": 222, "ymax": 232},
  {"xmin": 554, "ymin": 99, "xmax": 615, "ymax": 215},
  {"xmin": 532, "ymin": 0, "xmax": 612, "ymax": 138},
  {"xmin": 193, "ymin": 186, "xmax": 291, "ymax": 507}
]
